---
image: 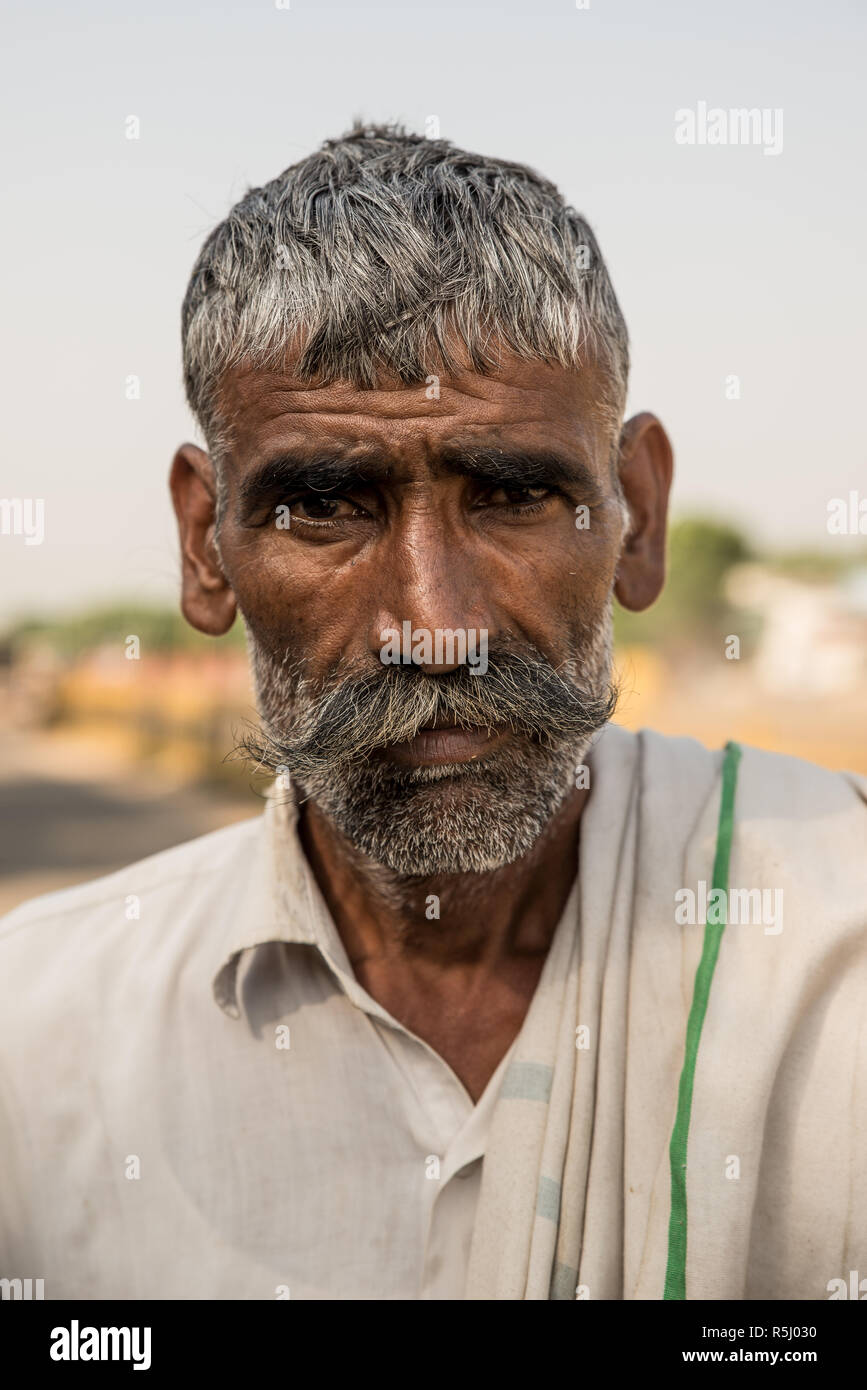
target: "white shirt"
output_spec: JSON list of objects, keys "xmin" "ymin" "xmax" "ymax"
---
[{"xmin": 0, "ymin": 780, "xmax": 578, "ymax": 1300}]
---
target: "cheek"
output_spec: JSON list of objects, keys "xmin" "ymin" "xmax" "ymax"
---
[
  {"xmin": 224, "ymin": 532, "xmax": 369, "ymax": 666},
  {"xmin": 510, "ymin": 513, "xmax": 619, "ymax": 642}
]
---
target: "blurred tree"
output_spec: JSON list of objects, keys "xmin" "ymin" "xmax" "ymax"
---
[{"xmin": 5, "ymin": 605, "xmax": 247, "ymax": 658}]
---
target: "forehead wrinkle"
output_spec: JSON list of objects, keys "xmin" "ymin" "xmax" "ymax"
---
[
  {"xmin": 219, "ymin": 360, "xmax": 613, "ymax": 495},
  {"xmin": 217, "ymin": 354, "xmax": 607, "ymax": 434}
]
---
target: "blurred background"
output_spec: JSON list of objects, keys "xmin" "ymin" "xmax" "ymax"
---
[{"xmin": 1, "ymin": 0, "xmax": 865, "ymax": 911}]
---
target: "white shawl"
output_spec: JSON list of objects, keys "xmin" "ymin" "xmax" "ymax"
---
[{"xmin": 466, "ymin": 723, "xmax": 867, "ymax": 1300}]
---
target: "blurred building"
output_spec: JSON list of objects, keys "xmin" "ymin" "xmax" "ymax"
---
[{"xmin": 726, "ymin": 564, "xmax": 867, "ymax": 696}]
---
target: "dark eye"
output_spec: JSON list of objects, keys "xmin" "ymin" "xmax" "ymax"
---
[
  {"xmin": 486, "ymin": 484, "xmax": 553, "ymax": 508},
  {"xmin": 297, "ymin": 496, "xmax": 338, "ymax": 519},
  {"xmin": 290, "ymin": 494, "xmax": 361, "ymax": 522}
]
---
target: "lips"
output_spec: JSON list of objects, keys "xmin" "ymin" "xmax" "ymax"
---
[{"xmin": 384, "ymin": 720, "xmax": 508, "ymax": 767}]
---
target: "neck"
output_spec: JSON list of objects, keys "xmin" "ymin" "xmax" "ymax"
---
[{"xmin": 298, "ymin": 786, "xmax": 589, "ymax": 974}]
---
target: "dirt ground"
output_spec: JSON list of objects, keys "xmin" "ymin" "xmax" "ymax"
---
[{"xmin": 0, "ymin": 726, "xmax": 260, "ymax": 916}]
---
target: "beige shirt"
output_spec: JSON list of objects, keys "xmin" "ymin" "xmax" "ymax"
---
[{"xmin": 0, "ymin": 769, "xmax": 578, "ymax": 1300}]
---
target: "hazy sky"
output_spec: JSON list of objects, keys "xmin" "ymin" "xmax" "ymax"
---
[{"xmin": 1, "ymin": 0, "xmax": 865, "ymax": 621}]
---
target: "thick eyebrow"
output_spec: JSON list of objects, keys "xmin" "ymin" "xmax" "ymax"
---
[
  {"xmin": 237, "ymin": 452, "xmax": 391, "ymax": 517},
  {"xmin": 237, "ymin": 444, "xmax": 603, "ymax": 519},
  {"xmin": 434, "ymin": 445, "xmax": 602, "ymax": 497}
]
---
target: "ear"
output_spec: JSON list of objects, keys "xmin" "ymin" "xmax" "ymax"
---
[
  {"xmin": 613, "ymin": 412, "xmax": 674, "ymax": 612},
  {"xmin": 169, "ymin": 443, "xmax": 237, "ymax": 636}
]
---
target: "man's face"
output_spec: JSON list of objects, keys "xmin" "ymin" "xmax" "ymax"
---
[{"xmin": 173, "ymin": 352, "xmax": 670, "ymax": 874}]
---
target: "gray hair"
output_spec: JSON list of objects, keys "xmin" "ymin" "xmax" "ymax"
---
[{"xmin": 181, "ymin": 121, "xmax": 630, "ymax": 490}]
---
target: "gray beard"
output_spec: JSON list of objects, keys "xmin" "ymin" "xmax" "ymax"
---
[{"xmin": 244, "ymin": 611, "xmax": 617, "ymax": 876}]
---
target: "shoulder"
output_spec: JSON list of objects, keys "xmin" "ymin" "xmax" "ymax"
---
[
  {"xmin": 628, "ymin": 724, "xmax": 866, "ymax": 822},
  {"xmin": 730, "ymin": 739, "xmax": 866, "ymax": 816},
  {"xmin": 631, "ymin": 729, "xmax": 867, "ymax": 951},
  {"xmin": 731, "ymin": 743, "xmax": 867, "ymax": 909},
  {"xmin": 610, "ymin": 725, "xmax": 867, "ymax": 897}
]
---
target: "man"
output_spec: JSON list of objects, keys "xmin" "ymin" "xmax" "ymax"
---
[{"xmin": 1, "ymin": 124, "xmax": 865, "ymax": 1302}]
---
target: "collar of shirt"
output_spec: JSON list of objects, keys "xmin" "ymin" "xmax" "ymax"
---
[
  {"xmin": 212, "ymin": 778, "xmax": 347, "ymax": 1013},
  {"xmin": 211, "ymin": 777, "xmax": 439, "ymax": 1035}
]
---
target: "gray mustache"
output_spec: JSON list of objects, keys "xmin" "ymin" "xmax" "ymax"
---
[{"xmin": 255, "ymin": 649, "xmax": 618, "ymax": 774}]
